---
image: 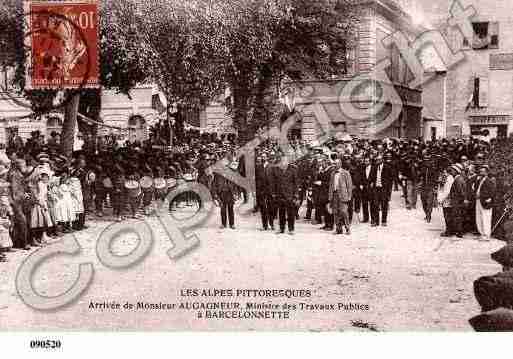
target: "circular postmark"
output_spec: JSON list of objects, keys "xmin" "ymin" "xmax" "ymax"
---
[{"xmin": 0, "ymin": 4, "xmax": 99, "ymax": 114}]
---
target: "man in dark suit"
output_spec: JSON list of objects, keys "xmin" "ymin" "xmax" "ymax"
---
[
  {"xmin": 475, "ymin": 165, "xmax": 496, "ymax": 240},
  {"xmin": 270, "ymin": 151, "xmax": 299, "ymax": 235},
  {"xmin": 464, "ymin": 164, "xmax": 479, "ymax": 234},
  {"xmin": 255, "ymin": 154, "xmax": 273, "ymax": 231},
  {"xmin": 318, "ymin": 156, "xmax": 336, "ymax": 231},
  {"xmin": 399, "ymin": 153, "xmax": 420, "ymax": 210},
  {"xmin": 358, "ymin": 156, "xmax": 373, "ymax": 223},
  {"xmin": 418, "ymin": 153, "xmax": 439, "ymax": 223},
  {"xmin": 311, "ymin": 154, "xmax": 325, "ymax": 225},
  {"xmin": 300, "ymin": 155, "xmax": 316, "ymax": 221},
  {"xmin": 369, "ymin": 153, "xmax": 396, "ymax": 227},
  {"xmin": 9, "ymin": 159, "xmax": 30, "ymax": 250},
  {"xmin": 296, "ymin": 151, "xmax": 314, "ymax": 220},
  {"xmin": 212, "ymin": 158, "xmax": 240, "ymax": 230},
  {"xmin": 349, "ymin": 155, "xmax": 363, "ymax": 222}
]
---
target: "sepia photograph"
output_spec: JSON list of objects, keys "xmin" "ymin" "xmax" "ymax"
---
[{"xmin": 1, "ymin": 0, "xmax": 513, "ymax": 347}]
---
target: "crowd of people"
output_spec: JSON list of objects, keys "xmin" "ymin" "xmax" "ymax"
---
[
  {"xmin": 253, "ymin": 135, "xmax": 508, "ymax": 239},
  {"xmin": 0, "ymin": 127, "xmax": 511, "ymax": 263}
]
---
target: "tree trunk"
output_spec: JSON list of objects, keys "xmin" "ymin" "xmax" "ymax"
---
[
  {"xmin": 61, "ymin": 92, "xmax": 80, "ymax": 158},
  {"xmin": 167, "ymin": 103, "xmax": 173, "ymax": 146},
  {"xmin": 252, "ymin": 67, "xmax": 274, "ymax": 135},
  {"xmin": 232, "ymin": 84, "xmax": 250, "ymax": 143}
]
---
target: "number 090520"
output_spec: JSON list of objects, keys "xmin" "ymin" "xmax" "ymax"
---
[{"xmin": 30, "ymin": 340, "xmax": 62, "ymax": 349}]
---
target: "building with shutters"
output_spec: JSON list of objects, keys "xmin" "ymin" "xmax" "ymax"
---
[{"xmin": 427, "ymin": 0, "xmax": 513, "ymax": 140}]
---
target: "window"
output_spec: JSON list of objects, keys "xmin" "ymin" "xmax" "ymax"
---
[
  {"xmin": 287, "ymin": 128, "xmax": 301, "ymax": 141},
  {"xmin": 430, "ymin": 127, "xmax": 437, "ymax": 141},
  {"xmin": 468, "ymin": 76, "xmax": 488, "ymax": 109},
  {"xmin": 473, "ymin": 77, "xmax": 480, "ymax": 107},
  {"xmin": 473, "ymin": 22, "xmax": 489, "ymax": 49},
  {"xmin": 332, "ymin": 121, "xmax": 347, "ymax": 134},
  {"xmin": 46, "ymin": 116, "xmax": 62, "ymax": 137},
  {"xmin": 128, "ymin": 115, "xmax": 147, "ymax": 142},
  {"xmin": 470, "ymin": 22, "xmax": 499, "ymax": 50},
  {"xmin": 489, "ymin": 22, "xmax": 499, "ymax": 48}
]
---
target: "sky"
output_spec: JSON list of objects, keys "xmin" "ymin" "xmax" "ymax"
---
[{"xmin": 414, "ymin": 0, "xmax": 456, "ymax": 27}]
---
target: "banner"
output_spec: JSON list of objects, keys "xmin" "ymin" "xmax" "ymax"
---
[{"xmin": 24, "ymin": 0, "xmax": 100, "ymax": 90}]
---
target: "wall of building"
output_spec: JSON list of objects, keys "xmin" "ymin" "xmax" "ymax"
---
[
  {"xmin": 358, "ymin": 5, "xmax": 377, "ymax": 74},
  {"xmin": 287, "ymin": 1, "xmax": 424, "ymax": 141},
  {"xmin": 374, "ymin": 0, "xmax": 423, "ymax": 138},
  {"xmin": 200, "ymin": 101, "xmax": 235, "ymax": 133},
  {"xmin": 0, "ymin": 85, "xmax": 158, "ymax": 145},
  {"xmin": 98, "ymin": 85, "xmax": 157, "ymax": 141},
  {"xmin": 440, "ymin": 0, "xmax": 513, "ymax": 137},
  {"xmin": 0, "ymin": 94, "xmax": 64, "ymax": 144},
  {"xmin": 422, "ymin": 71, "xmax": 446, "ymax": 140}
]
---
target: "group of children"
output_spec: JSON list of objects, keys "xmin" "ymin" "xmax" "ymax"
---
[{"xmin": 0, "ymin": 153, "xmax": 87, "ymax": 262}]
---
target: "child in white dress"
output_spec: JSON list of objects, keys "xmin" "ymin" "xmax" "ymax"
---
[
  {"xmin": 30, "ymin": 171, "xmax": 53, "ymax": 243},
  {"xmin": 69, "ymin": 176, "xmax": 84, "ymax": 229},
  {"xmin": 47, "ymin": 175, "xmax": 62, "ymax": 236},
  {"xmin": 58, "ymin": 172, "xmax": 76, "ymax": 233}
]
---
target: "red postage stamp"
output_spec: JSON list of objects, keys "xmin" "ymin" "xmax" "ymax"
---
[{"xmin": 23, "ymin": 0, "xmax": 100, "ymax": 90}]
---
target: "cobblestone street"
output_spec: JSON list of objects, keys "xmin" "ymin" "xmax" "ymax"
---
[{"xmin": 0, "ymin": 192, "xmax": 503, "ymax": 331}]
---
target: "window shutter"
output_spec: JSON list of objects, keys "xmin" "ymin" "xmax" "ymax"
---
[
  {"xmin": 479, "ymin": 75, "xmax": 488, "ymax": 108},
  {"xmin": 489, "ymin": 22, "xmax": 499, "ymax": 48},
  {"xmin": 467, "ymin": 75, "xmax": 475, "ymax": 108}
]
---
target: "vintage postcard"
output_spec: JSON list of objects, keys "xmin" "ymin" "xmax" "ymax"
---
[{"xmin": 0, "ymin": 0, "xmax": 512, "ymax": 339}]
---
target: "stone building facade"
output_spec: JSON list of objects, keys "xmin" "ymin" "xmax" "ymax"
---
[
  {"xmin": 429, "ymin": 0, "xmax": 513, "ymax": 139},
  {"xmin": 0, "ymin": 81, "xmax": 158, "ymax": 145},
  {"xmin": 276, "ymin": 0, "xmax": 424, "ymax": 142}
]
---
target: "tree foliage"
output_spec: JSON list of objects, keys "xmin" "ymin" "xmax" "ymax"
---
[
  {"xmin": 100, "ymin": 0, "xmax": 154, "ymax": 94},
  {"xmin": 1, "ymin": 0, "xmax": 360, "ymax": 143},
  {"xmin": 189, "ymin": 0, "xmax": 360, "ymax": 140}
]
